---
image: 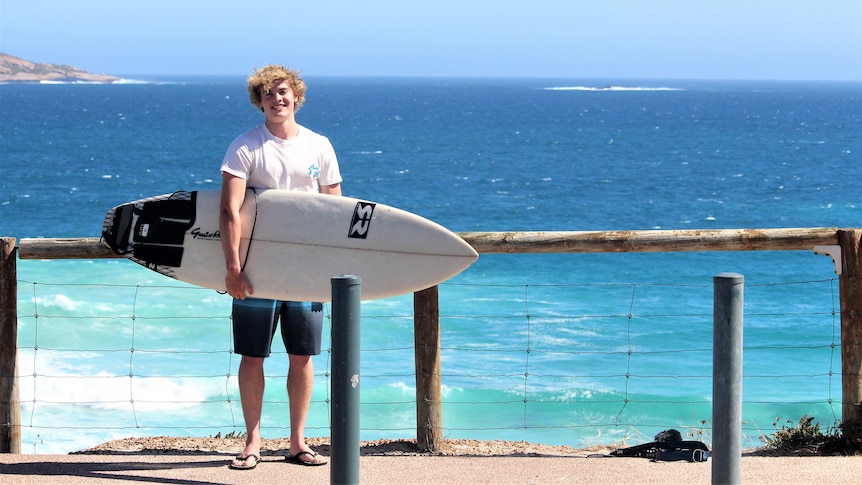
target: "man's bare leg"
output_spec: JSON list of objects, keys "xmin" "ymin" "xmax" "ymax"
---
[
  {"xmin": 232, "ymin": 356, "xmax": 265, "ymax": 468},
  {"xmin": 286, "ymin": 354, "xmax": 326, "ymax": 464}
]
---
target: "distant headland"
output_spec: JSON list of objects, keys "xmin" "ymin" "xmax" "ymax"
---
[{"xmin": 0, "ymin": 52, "xmax": 120, "ymax": 84}]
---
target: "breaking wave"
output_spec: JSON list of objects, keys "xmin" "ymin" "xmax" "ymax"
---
[{"xmin": 543, "ymin": 85, "xmax": 684, "ymax": 91}]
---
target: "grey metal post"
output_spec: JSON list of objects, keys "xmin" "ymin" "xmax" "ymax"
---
[
  {"xmin": 331, "ymin": 275, "xmax": 361, "ymax": 485},
  {"xmin": 712, "ymin": 273, "xmax": 743, "ymax": 485}
]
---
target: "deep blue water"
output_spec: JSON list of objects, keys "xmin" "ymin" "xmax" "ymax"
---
[{"xmin": 1, "ymin": 77, "xmax": 860, "ymax": 453}]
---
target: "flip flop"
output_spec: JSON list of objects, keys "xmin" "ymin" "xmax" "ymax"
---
[
  {"xmin": 229, "ymin": 453, "xmax": 260, "ymax": 470},
  {"xmin": 285, "ymin": 450, "xmax": 327, "ymax": 466}
]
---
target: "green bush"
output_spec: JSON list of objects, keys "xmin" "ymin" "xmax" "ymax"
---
[{"xmin": 760, "ymin": 414, "xmax": 852, "ymax": 455}]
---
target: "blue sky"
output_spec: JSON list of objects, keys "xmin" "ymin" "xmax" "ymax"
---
[{"xmin": 2, "ymin": 0, "xmax": 860, "ymax": 80}]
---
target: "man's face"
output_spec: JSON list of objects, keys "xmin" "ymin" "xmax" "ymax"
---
[{"xmin": 260, "ymin": 80, "xmax": 296, "ymax": 120}]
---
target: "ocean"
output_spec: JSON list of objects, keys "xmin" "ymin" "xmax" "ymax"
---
[{"xmin": 1, "ymin": 76, "xmax": 860, "ymax": 454}]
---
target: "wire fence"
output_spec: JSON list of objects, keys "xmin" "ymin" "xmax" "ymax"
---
[{"xmin": 11, "ymin": 273, "xmax": 841, "ymax": 453}]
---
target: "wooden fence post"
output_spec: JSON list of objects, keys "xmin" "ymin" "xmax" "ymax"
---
[
  {"xmin": 0, "ymin": 237, "xmax": 21, "ymax": 453},
  {"xmin": 414, "ymin": 286, "xmax": 442, "ymax": 452},
  {"xmin": 839, "ymin": 229, "xmax": 862, "ymax": 446}
]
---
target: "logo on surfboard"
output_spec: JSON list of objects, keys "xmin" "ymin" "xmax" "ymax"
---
[
  {"xmin": 190, "ymin": 228, "xmax": 220, "ymax": 240},
  {"xmin": 349, "ymin": 202, "xmax": 375, "ymax": 239}
]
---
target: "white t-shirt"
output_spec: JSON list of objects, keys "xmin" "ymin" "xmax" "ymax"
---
[{"xmin": 221, "ymin": 124, "xmax": 342, "ymax": 191}]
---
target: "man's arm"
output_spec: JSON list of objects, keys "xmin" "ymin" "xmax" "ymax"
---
[
  {"xmin": 319, "ymin": 182, "xmax": 342, "ymax": 196},
  {"xmin": 219, "ymin": 172, "xmax": 254, "ymax": 299}
]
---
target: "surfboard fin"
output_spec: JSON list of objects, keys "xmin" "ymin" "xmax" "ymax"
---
[{"xmin": 103, "ymin": 204, "xmax": 136, "ymax": 254}]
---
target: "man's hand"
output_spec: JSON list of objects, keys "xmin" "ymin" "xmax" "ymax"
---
[{"xmin": 225, "ymin": 270, "xmax": 254, "ymax": 300}]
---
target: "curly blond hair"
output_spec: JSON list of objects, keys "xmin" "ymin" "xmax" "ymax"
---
[{"xmin": 246, "ymin": 64, "xmax": 307, "ymax": 113}]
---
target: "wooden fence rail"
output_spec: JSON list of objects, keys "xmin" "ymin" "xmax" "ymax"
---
[{"xmin": 2, "ymin": 227, "xmax": 861, "ymax": 453}]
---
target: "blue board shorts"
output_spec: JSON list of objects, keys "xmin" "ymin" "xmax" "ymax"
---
[{"xmin": 232, "ymin": 298, "xmax": 324, "ymax": 358}]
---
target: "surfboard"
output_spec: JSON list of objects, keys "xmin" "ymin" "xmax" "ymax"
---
[{"xmin": 101, "ymin": 189, "xmax": 478, "ymax": 302}]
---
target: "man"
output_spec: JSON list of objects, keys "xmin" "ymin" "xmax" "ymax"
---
[{"xmin": 220, "ymin": 65, "xmax": 341, "ymax": 470}]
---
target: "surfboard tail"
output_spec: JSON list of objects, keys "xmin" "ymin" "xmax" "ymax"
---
[{"xmin": 102, "ymin": 191, "xmax": 197, "ymax": 264}]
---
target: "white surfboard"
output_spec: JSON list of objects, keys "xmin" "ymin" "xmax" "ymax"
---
[{"xmin": 102, "ymin": 189, "xmax": 478, "ymax": 302}]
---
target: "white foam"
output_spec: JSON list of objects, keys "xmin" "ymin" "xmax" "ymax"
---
[
  {"xmin": 18, "ymin": 350, "xmax": 224, "ymax": 411},
  {"xmin": 543, "ymin": 86, "xmax": 684, "ymax": 92},
  {"xmin": 32, "ymin": 293, "xmax": 81, "ymax": 311}
]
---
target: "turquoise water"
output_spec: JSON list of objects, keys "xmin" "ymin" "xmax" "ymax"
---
[{"xmin": 2, "ymin": 77, "xmax": 859, "ymax": 453}]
